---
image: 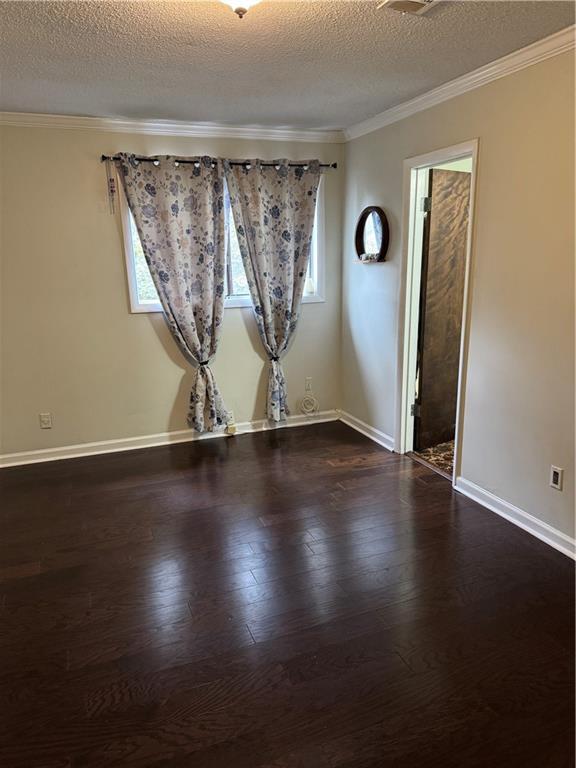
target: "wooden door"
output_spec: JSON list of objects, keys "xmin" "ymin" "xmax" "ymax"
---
[{"xmin": 413, "ymin": 168, "xmax": 471, "ymax": 451}]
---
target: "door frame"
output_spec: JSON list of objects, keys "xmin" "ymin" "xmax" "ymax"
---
[{"xmin": 394, "ymin": 139, "xmax": 479, "ymax": 485}]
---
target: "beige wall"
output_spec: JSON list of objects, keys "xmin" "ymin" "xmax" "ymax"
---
[
  {"xmin": 0, "ymin": 128, "xmax": 343, "ymax": 453},
  {"xmin": 342, "ymin": 51, "xmax": 575, "ymax": 538}
]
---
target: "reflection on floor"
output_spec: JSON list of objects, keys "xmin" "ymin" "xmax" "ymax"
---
[{"xmin": 414, "ymin": 440, "xmax": 455, "ymax": 477}]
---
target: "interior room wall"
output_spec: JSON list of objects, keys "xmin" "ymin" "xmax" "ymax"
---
[
  {"xmin": 341, "ymin": 50, "xmax": 575, "ymax": 539},
  {"xmin": 0, "ymin": 127, "xmax": 344, "ymax": 454}
]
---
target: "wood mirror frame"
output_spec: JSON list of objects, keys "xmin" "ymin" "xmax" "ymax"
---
[{"xmin": 355, "ymin": 206, "xmax": 390, "ymax": 262}]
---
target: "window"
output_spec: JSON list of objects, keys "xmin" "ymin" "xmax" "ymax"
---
[{"xmin": 121, "ymin": 179, "xmax": 324, "ymax": 313}]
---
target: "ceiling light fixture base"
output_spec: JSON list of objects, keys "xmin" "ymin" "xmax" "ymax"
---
[{"xmin": 220, "ymin": 0, "xmax": 260, "ymax": 18}]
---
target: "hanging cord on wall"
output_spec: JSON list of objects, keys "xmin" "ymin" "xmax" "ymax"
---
[{"xmin": 104, "ymin": 158, "xmax": 117, "ymax": 214}]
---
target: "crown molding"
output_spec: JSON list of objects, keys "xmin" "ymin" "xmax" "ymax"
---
[
  {"xmin": 345, "ymin": 24, "xmax": 576, "ymax": 141},
  {"xmin": 0, "ymin": 111, "xmax": 346, "ymax": 143}
]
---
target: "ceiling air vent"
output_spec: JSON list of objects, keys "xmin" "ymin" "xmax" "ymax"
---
[{"xmin": 377, "ymin": 0, "xmax": 438, "ymax": 16}]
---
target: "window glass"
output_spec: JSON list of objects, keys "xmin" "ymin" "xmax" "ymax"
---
[{"xmin": 130, "ymin": 215, "xmax": 159, "ymax": 304}]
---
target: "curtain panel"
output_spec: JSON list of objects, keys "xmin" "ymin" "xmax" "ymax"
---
[
  {"xmin": 224, "ymin": 159, "xmax": 321, "ymax": 422},
  {"xmin": 116, "ymin": 154, "xmax": 228, "ymax": 433}
]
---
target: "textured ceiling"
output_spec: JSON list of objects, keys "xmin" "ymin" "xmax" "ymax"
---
[{"xmin": 0, "ymin": 1, "xmax": 573, "ymax": 129}]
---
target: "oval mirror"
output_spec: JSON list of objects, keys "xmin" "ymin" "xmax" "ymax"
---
[{"xmin": 355, "ymin": 206, "xmax": 389, "ymax": 262}]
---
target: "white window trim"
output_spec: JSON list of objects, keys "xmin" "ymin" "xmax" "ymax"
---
[{"xmin": 120, "ymin": 178, "xmax": 326, "ymax": 314}]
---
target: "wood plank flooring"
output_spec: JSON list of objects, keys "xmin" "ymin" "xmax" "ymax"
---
[{"xmin": 0, "ymin": 422, "xmax": 573, "ymax": 767}]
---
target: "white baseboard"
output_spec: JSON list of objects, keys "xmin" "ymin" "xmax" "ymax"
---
[
  {"xmin": 337, "ymin": 410, "xmax": 395, "ymax": 452},
  {"xmin": 455, "ymin": 477, "xmax": 575, "ymax": 560},
  {"xmin": 0, "ymin": 410, "xmax": 339, "ymax": 468},
  {"xmin": 237, "ymin": 410, "xmax": 339, "ymax": 435}
]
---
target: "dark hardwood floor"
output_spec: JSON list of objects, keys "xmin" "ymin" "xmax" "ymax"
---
[{"xmin": 0, "ymin": 422, "xmax": 573, "ymax": 767}]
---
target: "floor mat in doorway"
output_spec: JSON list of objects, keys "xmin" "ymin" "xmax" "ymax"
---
[{"xmin": 414, "ymin": 440, "xmax": 455, "ymax": 476}]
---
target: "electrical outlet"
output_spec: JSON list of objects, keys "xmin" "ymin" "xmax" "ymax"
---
[
  {"xmin": 227, "ymin": 410, "xmax": 235, "ymax": 425},
  {"xmin": 39, "ymin": 412, "xmax": 53, "ymax": 429},
  {"xmin": 550, "ymin": 466, "xmax": 564, "ymax": 491},
  {"xmin": 305, "ymin": 377, "xmax": 313, "ymax": 392}
]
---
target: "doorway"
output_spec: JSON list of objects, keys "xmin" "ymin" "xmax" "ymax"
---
[{"xmin": 396, "ymin": 141, "xmax": 478, "ymax": 483}]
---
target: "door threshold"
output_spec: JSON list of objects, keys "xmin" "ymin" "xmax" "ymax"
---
[{"xmin": 407, "ymin": 451, "xmax": 453, "ymax": 481}]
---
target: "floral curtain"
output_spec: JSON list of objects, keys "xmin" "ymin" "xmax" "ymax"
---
[
  {"xmin": 224, "ymin": 159, "xmax": 321, "ymax": 422},
  {"xmin": 115, "ymin": 154, "xmax": 228, "ymax": 433}
]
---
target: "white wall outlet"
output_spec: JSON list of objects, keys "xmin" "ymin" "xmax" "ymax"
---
[
  {"xmin": 227, "ymin": 410, "xmax": 235, "ymax": 425},
  {"xmin": 305, "ymin": 377, "xmax": 313, "ymax": 392},
  {"xmin": 550, "ymin": 466, "xmax": 564, "ymax": 491},
  {"xmin": 39, "ymin": 412, "xmax": 53, "ymax": 429}
]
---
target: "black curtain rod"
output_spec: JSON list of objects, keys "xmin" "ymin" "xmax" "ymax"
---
[{"xmin": 101, "ymin": 154, "xmax": 337, "ymax": 169}]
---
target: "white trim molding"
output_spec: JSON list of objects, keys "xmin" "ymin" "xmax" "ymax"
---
[
  {"xmin": 0, "ymin": 111, "xmax": 345, "ymax": 144},
  {"xmin": 345, "ymin": 25, "xmax": 575, "ymax": 140},
  {"xmin": 338, "ymin": 410, "xmax": 395, "ymax": 452},
  {"xmin": 455, "ymin": 477, "xmax": 576, "ymax": 560},
  {"xmin": 394, "ymin": 139, "xmax": 478, "ymax": 484},
  {"xmin": 0, "ymin": 411, "xmax": 339, "ymax": 468}
]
